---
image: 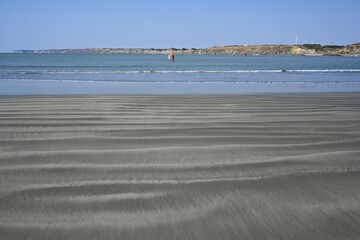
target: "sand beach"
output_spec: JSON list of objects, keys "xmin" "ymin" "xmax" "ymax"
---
[{"xmin": 0, "ymin": 93, "xmax": 359, "ymax": 240}]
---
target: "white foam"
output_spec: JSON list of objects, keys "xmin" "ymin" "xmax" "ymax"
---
[{"xmin": 2, "ymin": 69, "xmax": 360, "ymax": 75}]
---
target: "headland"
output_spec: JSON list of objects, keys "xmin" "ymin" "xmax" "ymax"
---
[{"xmin": 13, "ymin": 43, "xmax": 360, "ymax": 56}]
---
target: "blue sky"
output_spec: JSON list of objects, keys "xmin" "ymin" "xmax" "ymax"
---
[{"xmin": 0, "ymin": 0, "xmax": 359, "ymax": 52}]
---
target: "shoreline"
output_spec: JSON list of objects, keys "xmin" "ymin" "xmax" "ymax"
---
[
  {"xmin": 1, "ymin": 80, "xmax": 359, "ymax": 95},
  {"xmin": 1, "ymin": 91, "xmax": 360, "ymax": 97}
]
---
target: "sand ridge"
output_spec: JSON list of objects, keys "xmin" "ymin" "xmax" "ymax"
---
[{"xmin": 0, "ymin": 94, "xmax": 360, "ymax": 239}]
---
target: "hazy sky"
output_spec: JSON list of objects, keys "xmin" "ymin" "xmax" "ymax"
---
[{"xmin": 1, "ymin": 0, "xmax": 359, "ymax": 52}]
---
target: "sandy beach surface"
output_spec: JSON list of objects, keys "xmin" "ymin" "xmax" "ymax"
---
[{"xmin": 0, "ymin": 93, "xmax": 359, "ymax": 240}]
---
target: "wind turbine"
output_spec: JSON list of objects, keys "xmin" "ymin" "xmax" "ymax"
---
[{"xmin": 295, "ymin": 34, "xmax": 299, "ymax": 45}]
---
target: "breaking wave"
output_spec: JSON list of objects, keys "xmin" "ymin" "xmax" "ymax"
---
[
  {"xmin": 1, "ymin": 69, "xmax": 360, "ymax": 75},
  {"xmin": 1, "ymin": 78, "xmax": 359, "ymax": 85}
]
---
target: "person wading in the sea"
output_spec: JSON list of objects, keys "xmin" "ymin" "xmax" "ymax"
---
[{"xmin": 168, "ymin": 51, "xmax": 175, "ymax": 62}]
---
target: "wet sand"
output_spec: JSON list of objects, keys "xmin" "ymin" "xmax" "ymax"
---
[{"xmin": 0, "ymin": 94, "xmax": 359, "ymax": 240}]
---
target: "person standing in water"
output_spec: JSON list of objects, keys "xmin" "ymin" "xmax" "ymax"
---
[{"xmin": 169, "ymin": 51, "xmax": 175, "ymax": 62}]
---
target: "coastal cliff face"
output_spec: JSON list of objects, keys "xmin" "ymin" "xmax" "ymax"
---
[
  {"xmin": 208, "ymin": 45, "xmax": 316, "ymax": 55},
  {"xmin": 341, "ymin": 44, "xmax": 360, "ymax": 55},
  {"xmin": 207, "ymin": 44, "xmax": 360, "ymax": 55},
  {"xmin": 13, "ymin": 48, "xmax": 205, "ymax": 55},
  {"xmin": 14, "ymin": 44, "xmax": 360, "ymax": 55}
]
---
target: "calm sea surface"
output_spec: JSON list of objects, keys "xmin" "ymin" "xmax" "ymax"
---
[{"xmin": 0, "ymin": 53, "xmax": 359, "ymax": 94}]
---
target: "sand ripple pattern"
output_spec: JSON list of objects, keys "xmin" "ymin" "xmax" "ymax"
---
[{"xmin": 0, "ymin": 94, "xmax": 360, "ymax": 240}]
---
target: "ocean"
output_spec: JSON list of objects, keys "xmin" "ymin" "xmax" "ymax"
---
[{"xmin": 0, "ymin": 53, "xmax": 360, "ymax": 94}]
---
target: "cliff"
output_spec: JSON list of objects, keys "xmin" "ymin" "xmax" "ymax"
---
[
  {"xmin": 207, "ymin": 44, "xmax": 360, "ymax": 55},
  {"xmin": 207, "ymin": 45, "xmax": 315, "ymax": 55},
  {"xmin": 14, "ymin": 44, "xmax": 360, "ymax": 56},
  {"xmin": 13, "ymin": 48, "xmax": 205, "ymax": 54}
]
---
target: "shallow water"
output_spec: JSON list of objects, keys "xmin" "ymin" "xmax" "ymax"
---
[{"xmin": 0, "ymin": 54, "xmax": 360, "ymax": 94}]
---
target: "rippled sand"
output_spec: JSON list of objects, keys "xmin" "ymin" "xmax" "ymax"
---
[{"xmin": 0, "ymin": 94, "xmax": 359, "ymax": 240}]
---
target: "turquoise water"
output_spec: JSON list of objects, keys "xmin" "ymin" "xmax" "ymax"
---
[{"xmin": 0, "ymin": 53, "xmax": 360, "ymax": 94}]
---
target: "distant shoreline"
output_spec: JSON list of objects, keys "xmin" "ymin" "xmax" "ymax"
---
[{"xmin": 13, "ymin": 43, "xmax": 360, "ymax": 56}]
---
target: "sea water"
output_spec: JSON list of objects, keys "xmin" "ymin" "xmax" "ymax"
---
[{"xmin": 0, "ymin": 53, "xmax": 359, "ymax": 95}]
